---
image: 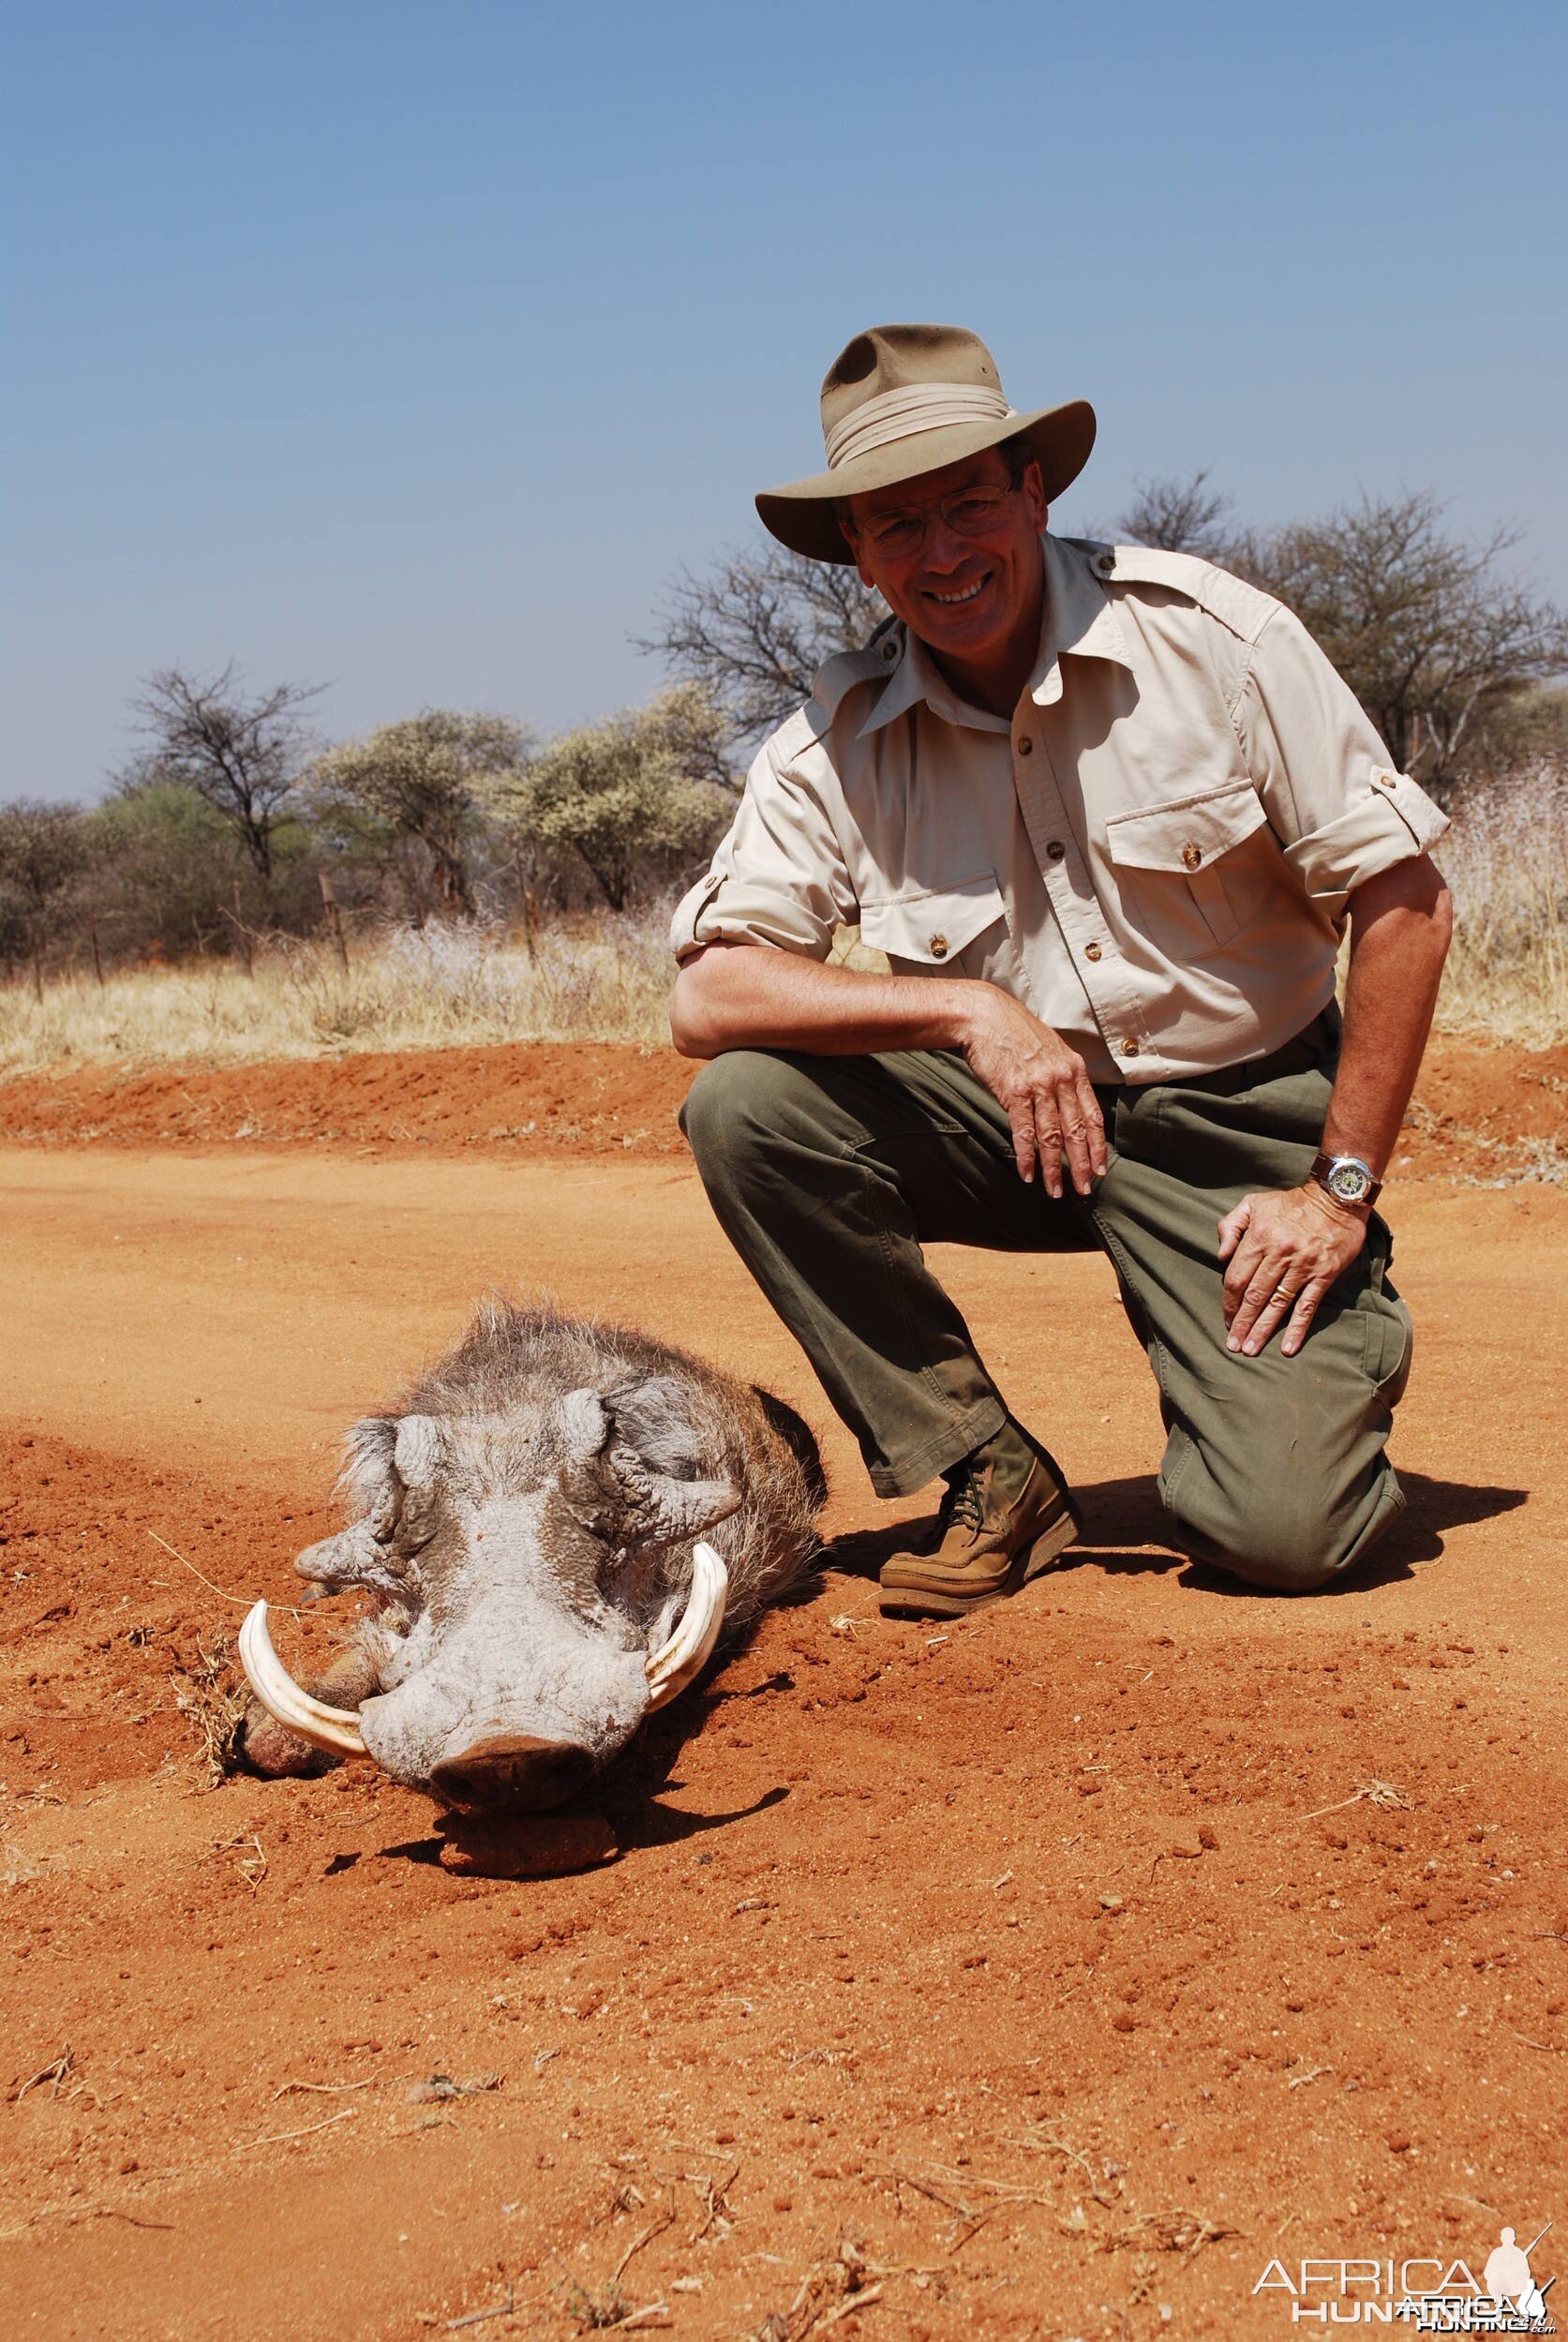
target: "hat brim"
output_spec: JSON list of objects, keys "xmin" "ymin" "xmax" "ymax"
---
[{"xmin": 755, "ymin": 398, "xmax": 1096, "ymax": 565}]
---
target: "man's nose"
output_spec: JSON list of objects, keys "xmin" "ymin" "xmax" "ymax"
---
[{"xmin": 920, "ymin": 515, "xmax": 972, "ymax": 571}]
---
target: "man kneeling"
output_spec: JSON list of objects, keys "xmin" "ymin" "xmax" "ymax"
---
[{"xmin": 669, "ymin": 323, "xmax": 1453, "ymax": 1615}]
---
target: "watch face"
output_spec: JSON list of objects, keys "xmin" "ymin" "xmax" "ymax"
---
[{"xmin": 1326, "ymin": 1159, "xmax": 1373, "ymax": 1205}]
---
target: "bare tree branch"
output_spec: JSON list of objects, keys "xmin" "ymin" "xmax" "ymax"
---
[
  {"xmin": 128, "ymin": 663, "xmax": 322, "ymax": 881},
  {"xmin": 1105, "ymin": 468, "xmax": 1238, "ymax": 560},
  {"xmin": 635, "ymin": 543, "xmax": 884, "ymax": 773}
]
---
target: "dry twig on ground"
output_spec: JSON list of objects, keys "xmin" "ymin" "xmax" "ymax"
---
[{"xmin": 166, "ymin": 1625, "xmax": 246, "ymax": 1785}]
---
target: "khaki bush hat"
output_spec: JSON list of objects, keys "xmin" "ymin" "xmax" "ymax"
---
[{"xmin": 755, "ymin": 322, "xmax": 1096, "ymax": 567}]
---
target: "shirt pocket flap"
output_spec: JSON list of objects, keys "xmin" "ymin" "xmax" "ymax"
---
[
  {"xmin": 1104, "ymin": 782, "xmax": 1269, "ymax": 873},
  {"xmin": 859, "ymin": 871, "xmax": 1006, "ymax": 964}
]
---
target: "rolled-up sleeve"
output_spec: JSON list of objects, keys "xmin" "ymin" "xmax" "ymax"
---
[
  {"xmin": 1237, "ymin": 604, "xmax": 1450, "ymax": 919},
  {"xmin": 669, "ymin": 733, "xmax": 859, "ymax": 962}
]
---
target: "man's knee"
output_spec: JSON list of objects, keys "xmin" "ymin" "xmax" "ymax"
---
[
  {"xmin": 679, "ymin": 1049, "xmax": 819, "ymax": 1184},
  {"xmin": 1167, "ymin": 1443, "xmax": 1402, "ymax": 1595},
  {"xmin": 1209, "ymin": 1521, "xmax": 1342, "ymax": 1595}
]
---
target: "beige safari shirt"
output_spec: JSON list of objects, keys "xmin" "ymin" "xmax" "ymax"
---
[{"xmin": 671, "ymin": 532, "xmax": 1449, "ymax": 1083}]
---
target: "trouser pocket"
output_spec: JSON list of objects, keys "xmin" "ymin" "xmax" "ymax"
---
[{"xmin": 1361, "ymin": 1297, "xmax": 1412, "ymax": 1408}]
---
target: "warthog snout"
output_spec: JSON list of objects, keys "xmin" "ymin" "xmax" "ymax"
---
[{"xmin": 430, "ymin": 1733, "xmax": 594, "ymax": 1813}]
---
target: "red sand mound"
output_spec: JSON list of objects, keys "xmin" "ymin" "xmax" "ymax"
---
[
  {"xmin": 3, "ymin": 1033, "xmax": 1565, "ymax": 1183},
  {"xmin": 0, "ymin": 1042, "xmax": 695, "ymax": 1157}
]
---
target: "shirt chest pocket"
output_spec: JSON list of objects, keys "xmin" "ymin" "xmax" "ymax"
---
[
  {"xmin": 1104, "ymin": 782, "xmax": 1273, "ymax": 953},
  {"xmin": 858, "ymin": 870, "xmax": 1008, "ymax": 970}
]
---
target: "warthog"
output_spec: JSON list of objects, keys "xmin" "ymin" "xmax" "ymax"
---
[{"xmin": 238, "ymin": 1298, "xmax": 825, "ymax": 1811}]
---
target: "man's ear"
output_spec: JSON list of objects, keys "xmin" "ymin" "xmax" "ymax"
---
[
  {"xmin": 836, "ymin": 511, "xmax": 874, "ymax": 588},
  {"xmin": 1024, "ymin": 463, "xmax": 1049, "ymax": 530}
]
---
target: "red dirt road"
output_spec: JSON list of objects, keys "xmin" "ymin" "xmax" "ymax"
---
[{"xmin": 1, "ymin": 1050, "xmax": 1563, "ymax": 2340}]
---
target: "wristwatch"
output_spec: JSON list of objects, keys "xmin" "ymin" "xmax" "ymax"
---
[{"xmin": 1309, "ymin": 1152, "xmax": 1381, "ymax": 1210}]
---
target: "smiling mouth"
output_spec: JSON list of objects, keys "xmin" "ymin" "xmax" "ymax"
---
[{"xmin": 925, "ymin": 573, "xmax": 990, "ymax": 607}]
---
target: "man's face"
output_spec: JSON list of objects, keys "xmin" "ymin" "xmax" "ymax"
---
[{"xmin": 842, "ymin": 448, "xmax": 1049, "ymax": 667}]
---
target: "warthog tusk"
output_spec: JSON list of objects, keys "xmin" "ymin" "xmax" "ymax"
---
[
  {"xmin": 238, "ymin": 1601, "xmax": 369, "ymax": 1759},
  {"xmin": 645, "ymin": 1541, "xmax": 728, "ymax": 1711}
]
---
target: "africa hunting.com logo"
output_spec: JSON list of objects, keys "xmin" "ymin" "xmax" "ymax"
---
[{"xmin": 1251, "ymin": 2220, "xmax": 1554, "ymax": 2330}]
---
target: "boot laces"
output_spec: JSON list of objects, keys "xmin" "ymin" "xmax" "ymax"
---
[{"xmin": 939, "ymin": 1458, "xmax": 987, "ymax": 1539}]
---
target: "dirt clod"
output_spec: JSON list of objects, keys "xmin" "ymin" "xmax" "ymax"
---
[{"xmin": 436, "ymin": 1813, "xmax": 618, "ymax": 1876}]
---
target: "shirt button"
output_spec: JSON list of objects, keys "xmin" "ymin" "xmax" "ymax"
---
[
  {"xmin": 930, "ymin": 934, "xmax": 948, "ymax": 960},
  {"xmin": 1181, "ymin": 843, "xmax": 1202, "ymax": 871},
  {"xmin": 1084, "ymin": 942, "xmax": 1102, "ymax": 962},
  {"xmin": 1017, "ymin": 736, "xmax": 1033, "ymax": 755},
  {"xmin": 1046, "ymin": 840, "xmax": 1066, "ymax": 863},
  {"xmin": 1121, "ymin": 1038, "xmax": 1140, "ymax": 1058}
]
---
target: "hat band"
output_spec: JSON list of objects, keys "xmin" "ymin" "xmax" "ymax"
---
[{"xmin": 824, "ymin": 381, "xmax": 1013, "ymax": 470}]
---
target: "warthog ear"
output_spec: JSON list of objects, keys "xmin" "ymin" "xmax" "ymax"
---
[
  {"xmin": 292, "ymin": 1526, "xmax": 411, "ymax": 1602},
  {"xmin": 558, "ymin": 1380, "xmax": 740, "ymax": 1550},
  {"xmin": 559, "ymin": 1388, "xmax": 612, "ymax": 1464},
  {"xmin": 333, "ymin": 1415, "xmax": 431, "ymax": 1584},
  {"xmin": 344, "ymin": 1415, "xmax": 400, "ymax": 1537},
  {"xmin": 394, "ymin": 1414, "xmax": 443, "ymax": 1490}
]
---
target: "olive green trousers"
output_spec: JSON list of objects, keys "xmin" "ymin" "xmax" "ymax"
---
[{"xmin": 679, "ymin": 1009, "xmax": 1411, "ymax": 1593}]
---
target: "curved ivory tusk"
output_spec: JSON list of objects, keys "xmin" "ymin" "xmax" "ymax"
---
[
  {"xmin": 645, "ymin": 1541, "xmax": 728, "ymax": 1711},
  {"xmin": 238, "ymin": 1601, "xmax": 369, "ymax": 1759}
]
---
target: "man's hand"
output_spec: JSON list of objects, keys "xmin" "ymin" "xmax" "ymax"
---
[
  {"xmin": 957, "ymin": 987, "xmax": 1108, "ymax": 1198},
  {"xmin": 1217, "ymin": 1183, "xmax": 1368, "ymax": 1358}
]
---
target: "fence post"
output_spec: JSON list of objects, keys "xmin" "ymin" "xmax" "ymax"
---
[
  {"xmin": 231, "ymin": 882, "xmax": 254, "ymax": 977},
  {"xmin": 318, "ymin": 869, "xmax": 350, "ymax": 975},
  {"xmin": 515, "ymin": 855, "xmax": 539, "ymax": 963}
]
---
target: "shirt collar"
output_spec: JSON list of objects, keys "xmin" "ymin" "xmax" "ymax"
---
[
  {"xmin": 858, "ymin": 531, "xmax": 1133, "ymax": 737},
  {"xmin": 857, "ymin": 626, "xmax": 1008, "ymax": 736},
  {"xmin": 1029, "ymin": 531, "xmax": 1135, "ymax": 708}
]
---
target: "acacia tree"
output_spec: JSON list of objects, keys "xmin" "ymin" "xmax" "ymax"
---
[
  {"xmin": 129, "ymin": 663, "xmax": 321, "ymax": 882},
  {"xmin": 0, "ymin": 798, "xmax": 89, "ymax": 998},
  {"xmin": 637, "ymin": 544, "xmax": 884, "ymax": 769},
  {"xmin": 509, "ymin": 686, "xmax": 730, "ymax": 910},
  {"xmin": 309, "ymin": 710, "xmax": 530, "ymax": 916}
]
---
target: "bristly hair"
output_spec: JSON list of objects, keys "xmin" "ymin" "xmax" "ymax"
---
[{"xmin": 325, "ymin": 1292, "xmax": 828, "ymax": 1634}]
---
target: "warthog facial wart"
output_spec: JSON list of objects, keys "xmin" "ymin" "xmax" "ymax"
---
[{"xmin": 236, "ymin": 1297, "xmax": 826, "ymax": 1812}]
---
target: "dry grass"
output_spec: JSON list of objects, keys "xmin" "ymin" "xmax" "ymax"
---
[
  {"xmin": 167, "ymin": 1629, "xmax": 246, "ymax": 1786},
  {"xmin": 1, "ymin": 777, "xmax": 1563, "ymax": 1077},
  {"xmin": 1431, "ymin": 765, "xmax": 1568, "ymax": 1046},
  {"xmin": 0, "ymin": 908, "xmax": 678, "ymax": 1074}
]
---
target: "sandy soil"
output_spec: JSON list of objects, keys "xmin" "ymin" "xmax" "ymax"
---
[{"xmin": 1, "ymin": 1042, "xmax": 1563, "ymax": 2341}]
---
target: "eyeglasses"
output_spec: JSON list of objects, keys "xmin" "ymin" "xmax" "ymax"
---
[{"xmin": 848, "ymin": 482, "xmax": 1018, "ymax": 559}]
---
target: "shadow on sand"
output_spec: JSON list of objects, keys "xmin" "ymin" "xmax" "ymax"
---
[{"xmin": 814, "ymin": 1466, "xmax": 1528, "ymax": 1598}]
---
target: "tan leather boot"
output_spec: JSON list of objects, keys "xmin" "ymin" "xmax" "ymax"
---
[{"xmin": 878, "ymin": 1425, "xmax": 1081, "ymax": 1619}]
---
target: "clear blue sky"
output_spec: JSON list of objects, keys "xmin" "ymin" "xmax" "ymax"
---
[{"xmin": 5, "ymin": 0, "xmax": 1565, "ymax": 802}]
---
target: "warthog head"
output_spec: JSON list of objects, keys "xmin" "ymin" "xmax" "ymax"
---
[{"xmin": 238, "ymin": 1301, "xmax": 824, "ymax": 1812}]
